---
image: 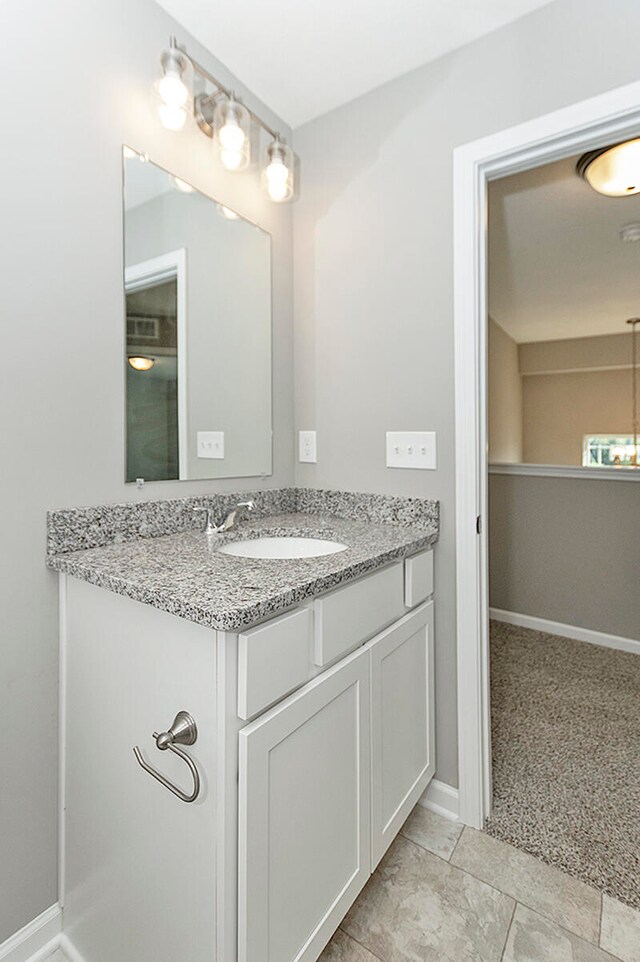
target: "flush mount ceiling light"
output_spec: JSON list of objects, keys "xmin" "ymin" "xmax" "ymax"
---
[
  {"xmin": 128, "ymin": 356, "xmax": 155, "ymax": 371},
  {"xmin": 577, "ymin": 139, "xmax": 640, "ymax": 196},
  {"xmin": 154, "ymin": 37, "xmax": 297, "ymax": 203}
]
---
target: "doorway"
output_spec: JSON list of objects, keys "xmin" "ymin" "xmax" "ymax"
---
[{"xmin": 453, "ymin": 81, "xmax": 640, "ymax": 837}]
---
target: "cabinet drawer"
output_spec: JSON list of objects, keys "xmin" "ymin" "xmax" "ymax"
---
[
  {"xmin": 311, "ymin": 563, "xmax": 405, "ymax": 666},
  {"xmin": 238, "ymin": 608, "xmax": 313, "ymax": 720},
  {"xmin": 404, "ymin": 549, "xmax": 434, "ymax": 608}
]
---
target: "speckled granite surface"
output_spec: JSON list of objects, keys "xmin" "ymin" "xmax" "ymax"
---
[
  {"xmin": 47, "ymin": 489, "xmax": 438, "ymax": 631},
  {"xmin": 47, "ymin": 487, "xmax": 438, "ymax": 555}
]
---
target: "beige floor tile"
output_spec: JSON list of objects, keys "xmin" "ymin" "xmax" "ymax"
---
[
  {"xmin": 342, "ymin": 835, "xmax": 514, "ymax": 961},
  {"xmin": 601, "ymin": 895, "xmax": 640, "ymax": 962},
  {"xmin": 451, "ymin": 828, "xmax": 601, "ymax": 943},
  {"xmin": 503, "ymin": 904, "xmax": 619, "ymax": 962},
  {"xmin": 319, "ymin": 929, "xmax": 382, "ymax": 961},
  {"xmin": 400, "ymin": 804, "xmax": 463, "ymax": 860}
]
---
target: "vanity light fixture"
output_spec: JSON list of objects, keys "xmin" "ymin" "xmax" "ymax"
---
[
  {"xmin": 263, "ymin": 137, "xmax": 294, "ymax": 203},
  {"xmin": 577, "ymin": 139, "xmax": 640, "ymax": 196},
  {"xmin": 128, "ymin": 356, "xmax": 155, "ymax": 372},
  {"xmin": 172, "ymin": 176, "xmax": 195, "ymax": 193},
  {"xmin": 155, "ymin": 37, "xmax": 297, "ymax": 202},
  {"xmin": 154, "ymin": 43, "xmax": 193, "ymax": 131},
  {"xmin": 213, "ymin": 96, "xmax": 251, "ymax": 170},
  {"xmin": 217, "ymin": 203, "xmax": 240, "ymax": 220}
]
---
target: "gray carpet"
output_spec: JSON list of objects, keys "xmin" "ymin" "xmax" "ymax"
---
[{"xmin": 485, "ymin": 620, "xmax": 640, "ymax": 910}]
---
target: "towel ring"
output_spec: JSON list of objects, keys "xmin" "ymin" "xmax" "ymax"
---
[{"xmin": 133, "ymin": 711, "xmax": 201, "ymax": 803}]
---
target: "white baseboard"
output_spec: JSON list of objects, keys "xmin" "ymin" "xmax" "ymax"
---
[
  {"xmin": 419, "ymin": 778, "xmax": 459, "ymax": 822},
  {"xmin": 0, "ymin": 906, "xmax": 61, "ymax": 962},
  {"xmin": 58, "ymin": 935, "xmax": 85, "ymax": 962},
  {"xmin": 490, "ymin": 608, "xmax": 640, "ymax": 656}
]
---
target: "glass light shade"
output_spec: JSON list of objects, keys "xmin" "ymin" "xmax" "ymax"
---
[
  {"xmin": 213, "ymin": 97, "xmax": 251, "ymax": 170},
  {"xmin": 154, "ymin": 47, "xmax": 192, "ymax": 131},
  {"xmin": 263, "ymin": 139, "xmax": 294, "ymax": 203},
  {"xmin": 128, "ymin": 356, "xmax": 155, "ymax": 372},
  {"xmin": 217, "ymin": 203, "xmax": 240, "ymax": 220},
  {"xmin": 579, "ymin": 139, "xmax": 640, "ymax": 196},
  {"xmin": 172, "ymin": 176, "xmax": 195, "ymax": 193}
]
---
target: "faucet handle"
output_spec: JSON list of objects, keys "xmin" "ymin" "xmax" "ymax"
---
[{"xmin": 193, "ymin": 506, "xmax": 215, "ymax": 533}]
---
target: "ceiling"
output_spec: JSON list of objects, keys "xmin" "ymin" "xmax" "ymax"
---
[
  {"xmin": 489, "ymin": 154, "xmax": 640, "ymax": 343},
  {"xmin": 155, "ymin": 0, "xmax": 554, "ymax": 128}
]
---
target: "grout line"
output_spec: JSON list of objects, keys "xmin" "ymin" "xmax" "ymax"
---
[
  {"xmin": 499, "ymin": 900, "xmax": 518, "ymax": 962},
  {"xmin": 338, "ymin": 926, "xmax": 386, "ymax": 962},
  {"xmin": 598, "ymin": 892, "xmax": 603, "ymax": 947},
  {"xmin": 449, "ymin": 823, "xmax": 466, "ymax": 861}
]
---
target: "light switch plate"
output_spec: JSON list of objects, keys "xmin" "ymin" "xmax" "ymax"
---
[
  {"xmin": 386, "ymin": 431, "xmax": 436, "ymax": 470},
  {"xmin": 197, "ymin": 431, "xmax": 224, "ymax": 459},
  {"xmin": 298, "ymin": 430, "xmax": 317, "ymax": 463}
]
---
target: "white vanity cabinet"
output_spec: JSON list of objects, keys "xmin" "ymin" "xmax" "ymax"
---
[{"xmin": 61, "ymin": 548, "xmax": 435, "ymax": 962}]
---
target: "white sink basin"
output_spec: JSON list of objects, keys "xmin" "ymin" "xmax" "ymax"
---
[{"xmin": 219, "ymin": 536, "xmax": 348, "ymax": 559}]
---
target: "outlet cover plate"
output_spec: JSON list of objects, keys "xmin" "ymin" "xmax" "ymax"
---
[
  {"xmin": 299, "ymin": 430, "xmax": 317, "ymax": 463},
  {"xmin": 386, "ymin": 431, "xmax": 436, "ymax": 470}
]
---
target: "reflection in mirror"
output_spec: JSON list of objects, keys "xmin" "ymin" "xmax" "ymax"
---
[
  {"xmin": 123, "ymin": 148, "xmax": 272, "ymax": 483},
  {"xmin": 488, "ymin": 148, "xmax": 640, "ymax": 471}
]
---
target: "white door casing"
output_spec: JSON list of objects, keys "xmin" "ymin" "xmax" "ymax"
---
[{"xmin": 454, "ymin": 79, "xmax": 640, "ymax": 827}]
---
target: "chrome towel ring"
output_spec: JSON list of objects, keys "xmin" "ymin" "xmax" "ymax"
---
[{"xmin": 133, "ymin": 711, "xmax": 201, "ymax": 803}]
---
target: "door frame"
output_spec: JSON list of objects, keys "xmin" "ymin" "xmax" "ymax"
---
[
  {"xmin": 453, "ymin": 80, "xmax": 640, "ymax": 828},
  {"xmin": 125, "ymin": 248, "xmax": 188, "ymax": 480}
]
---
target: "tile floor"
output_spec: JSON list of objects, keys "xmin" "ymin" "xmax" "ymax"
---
[{"xmin": 320, "ymin": 805, "xmax": 640, "ymax": 962}]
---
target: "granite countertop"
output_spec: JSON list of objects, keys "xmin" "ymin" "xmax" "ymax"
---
[{"xmin": 47, "ymin": 497, "xmax": 439, "ymax": 631}]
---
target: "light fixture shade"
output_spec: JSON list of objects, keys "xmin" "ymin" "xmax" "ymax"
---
[
  {"xmin": 263, "ymin": 138, "xmax": 295, "ymax": 203},
  {"xmin": 128, "ymin": 356, "xmax": 155, "ymax": 371},
  {"xmin": 578, "ymin": 139, "xmax": 640, "ymax": 196},
  {"xmin": 154, "ymin": 46, "xmax": 193, "ymax": 131},
  {"xmin": 214, "ymin": 97, "xmax": 251, "ymax": 171}
]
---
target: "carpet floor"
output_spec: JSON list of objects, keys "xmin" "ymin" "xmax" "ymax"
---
[{"xmin": 485, "ymin": 620, "xmax": 640, "ymax": 910}]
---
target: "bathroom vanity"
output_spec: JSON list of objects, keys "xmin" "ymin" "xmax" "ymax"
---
[{"xmin": 48, "ymin": 489, "xmax": 438, "ymax": 962}]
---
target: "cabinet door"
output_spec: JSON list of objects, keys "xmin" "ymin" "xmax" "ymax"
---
[
  {"xmin": 238, "ymin": 645, "xmax": 371, "ymax": 962},
  {"xmin": 369, "ymin": 601, "xmax": 435, "ymax": 867}
]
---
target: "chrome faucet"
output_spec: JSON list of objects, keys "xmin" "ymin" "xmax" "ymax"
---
[{"xmin": 193, "ymin": 500, "xmax": 255, "ymax": 534}]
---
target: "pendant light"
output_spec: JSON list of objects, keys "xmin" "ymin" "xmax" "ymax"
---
[{"xmin": 577, "ymin": 139, "xmax": 640, "ymax": 197}]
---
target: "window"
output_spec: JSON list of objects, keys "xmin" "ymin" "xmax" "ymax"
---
[{"xmin": 582, "ymin": 435, "xmax": 639, "ymax": 467}]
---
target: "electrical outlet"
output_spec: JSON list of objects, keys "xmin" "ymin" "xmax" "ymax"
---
[
  {"xmin": 298, "ymin": 430, "xmax": 317, "ymax": 463},
  {"xmin": 386, "ymin": 431, "xmax": 436, "ymax": 469},
  {"xmin": 197, "ymin": 431, "xmax": 224, "ymax": 459}
]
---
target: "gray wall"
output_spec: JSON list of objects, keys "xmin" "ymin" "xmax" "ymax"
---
[
  {"xmin": 488, "ymin": 318, "xmax": 523, "ymax": 463},
  {"xmin": 292, "ymin": 0, "xmax": 640, "ymax": 788},
  {"xmin": 489, "ymin": 475, "xmax": 640, "ymax": 639},
  {"xmin": 0, "ymin": 0, "xmax": 293, "ymax": 943}
]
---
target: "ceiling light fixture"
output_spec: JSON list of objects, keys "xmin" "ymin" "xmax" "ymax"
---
[
  {"xmin": 155, "ymin": 37, "xmax": 298, "ymax": 203},
  {"xmin": 619, "ymin": 222, "xmax": 640, "ymax": 243},
  {"xmin": 128, "ymin": 356, "xmax": 155, "ymax": 372},
  {"xmin": 577, "ymin": 139, "xmax": 640, "ymax": 196}
]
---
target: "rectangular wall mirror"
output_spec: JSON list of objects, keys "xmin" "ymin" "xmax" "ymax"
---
[{"xmin": 123, "ymin": 149, "xmax": 272, "ymax": 483}]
